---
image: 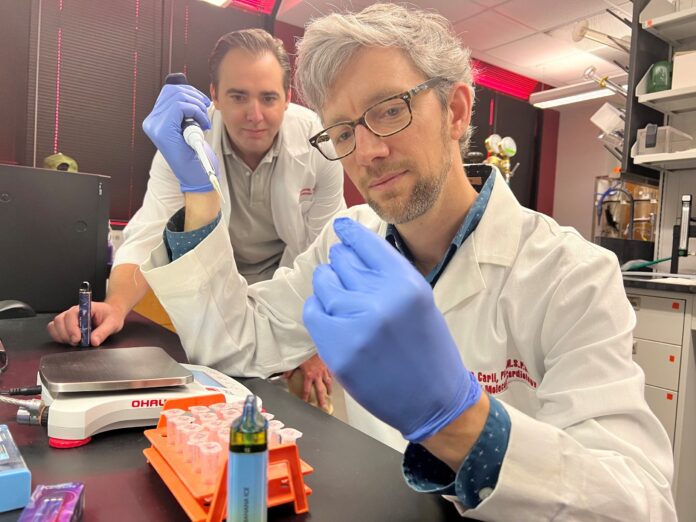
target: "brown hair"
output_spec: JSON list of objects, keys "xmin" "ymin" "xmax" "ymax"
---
[{"xmin": 209, "ymin": 28, "xmax": 291, "ymax": 93}]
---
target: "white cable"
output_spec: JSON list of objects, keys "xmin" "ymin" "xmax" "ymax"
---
[{"xmin": 0, "ymin": 395, "xmax": 42, "ymax": 409}]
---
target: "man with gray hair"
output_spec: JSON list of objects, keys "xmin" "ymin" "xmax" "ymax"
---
[{"xmin": 139, "ymin": 4, "xmax": 675, "ymax": 519}]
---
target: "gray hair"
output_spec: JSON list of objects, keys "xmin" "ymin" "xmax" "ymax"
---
[{"xmin": 296, "ymin": 3, "xmax": 475, "ymax": 152}]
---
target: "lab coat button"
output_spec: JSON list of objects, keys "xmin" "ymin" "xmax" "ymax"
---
[{"xmin": 478, "ymin": 487, "xmax": 493, "ymax": 501}]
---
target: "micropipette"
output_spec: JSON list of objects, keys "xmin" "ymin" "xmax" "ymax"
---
[{"xmin": 164, "ymin": 72, "xmax": 225, "ymax": 202}]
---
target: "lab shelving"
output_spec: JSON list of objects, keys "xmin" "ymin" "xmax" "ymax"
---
[
  {"xmin": 633, "ymin": 149, "xmax": 696, "ymax": 171},
  {"xmin": 623, "ymin": 0, "xmax": 696, "ymax": 270},
  {"xmin": 641, "ymin": 6, "xmax": 696, "ymax": 47},
  {"xmin": 628, "ymin": 1, "xmax": 696, "ymax": 179},
  {"xmin": 637, "ymin": 85, "xmax": 696, "ymax": 115}
]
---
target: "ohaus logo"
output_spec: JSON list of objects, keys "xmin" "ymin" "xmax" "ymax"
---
[{"xmin": 131, "ymin": 399, "xmax": 167, "ymax": 408}]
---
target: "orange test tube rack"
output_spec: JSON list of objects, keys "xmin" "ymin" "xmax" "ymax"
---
[{"xmin": 143, "ymin": 393, "xmax": 313, "ymax": 522}]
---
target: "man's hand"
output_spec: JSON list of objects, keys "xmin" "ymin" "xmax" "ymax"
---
[
  {"xmin": 142, "ymin": 83, "xmax": 219, "ymax": 193},
  {"xmin": 303, "ymin": 218, "xmax": 482, "ymax": 443},
  {"xmin": 285, "ymin": 354, "xmax": 333, "ymax": 412},
  {"xmin": 48, "ymin": 301, "xmax": 126, "ymax": 347}
]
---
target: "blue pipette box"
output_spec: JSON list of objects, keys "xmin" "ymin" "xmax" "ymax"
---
[{"xmin": 0, "ymin": 424, "xmax": 32, "ymax": 512}]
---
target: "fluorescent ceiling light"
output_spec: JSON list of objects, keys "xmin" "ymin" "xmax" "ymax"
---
[
  {"xmin": 529, "ymin": 73, "xmax": 628, "ymax": 109},
  {"xmin": 199, "ymin": 0, "xmax": 230, "ymax": 6}
]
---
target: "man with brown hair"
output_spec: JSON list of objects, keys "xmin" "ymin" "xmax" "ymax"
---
[{"xmin": 48, "ymin": 28, "xmax": 343, "ymax": 409}]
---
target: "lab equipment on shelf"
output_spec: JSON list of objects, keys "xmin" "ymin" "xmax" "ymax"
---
[
  {"xmin": 670, "ymin": 194, "xmax": 696, "ymax": 274},
  {"xmin": 632, "ymin": 124, "xmax": 694, "ymax": 156},
  {"xmin": 593, "ymin": 175, "xmax": 659, "ymax": 266}
]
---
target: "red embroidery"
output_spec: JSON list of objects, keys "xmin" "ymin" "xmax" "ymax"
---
[
  {"xmin": 476, "ymin": 358, "xmax": 538, "ymax": 394},
  {"xmin": 299, "ymin": 188, "xmax": 314, "ymax": 197}
]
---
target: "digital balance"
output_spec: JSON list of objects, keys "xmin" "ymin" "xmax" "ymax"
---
[{"xmin": 33, "ymin": 346, "xmax": 255, "ymax": 448}]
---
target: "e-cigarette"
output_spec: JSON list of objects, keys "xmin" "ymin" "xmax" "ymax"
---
[
  {"xmin": 228, "ymin": 395, "xmax": 268, "ymax": 522},
  {"xmin": 78, "ymin": 281, "xmax": 91, "ymax": 347}
]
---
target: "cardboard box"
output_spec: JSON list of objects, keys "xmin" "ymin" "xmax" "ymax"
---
[{"xmin": 672, "ymin": 50, "xmax": 696, "ymax": 89}]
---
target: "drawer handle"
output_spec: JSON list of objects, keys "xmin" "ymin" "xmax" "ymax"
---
[
  {"xmin": 628, "ymin": 296, "xmax": 640, "ymax": 311},
  {"xmin": 632, "ymin": 341, "xmax": 638, "ymax": 355}
]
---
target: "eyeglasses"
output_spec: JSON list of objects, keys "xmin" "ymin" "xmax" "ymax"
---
[{"xmin": 309, "ymin": 77, "xmax": 446, "ymax": 161}]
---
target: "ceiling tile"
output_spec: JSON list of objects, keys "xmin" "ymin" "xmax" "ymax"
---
[
  {"xmin": 614, "ymin": 3, "xmax": 634, "ymax": 20},
  {"xmin": 405, "ymin": 0, "xmax": 485, "ymax": 23},
  {"xmin": 548, "ymin": 10, "xmax": 631, "ymax": 53},
  {"xmin": 471, "ymin": 0, "xmax": 511, "ymax": 6},
  {"xmin": 494, "ymin": 0, "xmax": 610, "ymax": 32},
  {"xmin": 454, "ymin": 10, "xmax": 535, "ymax": 51},
  {"xmin": 276, "ymin": 0, "xmax": 374, "ymax": 27},
  {"xmin": 486, "ymin": 33, "xmax": 579, "ymax": 68}
]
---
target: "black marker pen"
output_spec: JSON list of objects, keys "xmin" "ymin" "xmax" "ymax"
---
[{"xmin": 78, "ymin": 281, "xmax": 91, "ymax": 347}]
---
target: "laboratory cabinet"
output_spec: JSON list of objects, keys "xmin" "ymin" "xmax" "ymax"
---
[{"xmin": 625, "ymin": 285, "xmax": 696, "ymax": 521}]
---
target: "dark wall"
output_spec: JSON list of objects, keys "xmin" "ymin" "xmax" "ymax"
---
[
  {"xmin": 0, "ymin": 0, "xmax": 32, "ymax": 166},
  {"xmin": 4, "ymin": 0, "xmax": 268, "ymax": 221},
  {"xmin": 169, "ymin": 1, "xmax": 266, "ymax": 94},
  {"xmin": 536, "ymin": 109, "xmax": 560, "ymax": 216},
  {"xmin": 469, "ymin": 86, "xmax": 541, "ymax": 209}
]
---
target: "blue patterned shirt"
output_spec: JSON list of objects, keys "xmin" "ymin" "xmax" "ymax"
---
[
  {"xmin": 164, "ymin": 208, "xmax": 221, "ymax": 261},
  {"xmin": 385, "ymin": 168, "xmax": 494, "ymax": 286},
  {"xmin": 389, "ymin": 170, "xmax": 512, "ymax": 509}
]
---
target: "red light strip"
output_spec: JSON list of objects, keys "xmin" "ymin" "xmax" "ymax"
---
[
  {"xmin": 183, "ymin": 4, "xmax": 189, "ymax": 78},
  {"xmin": 53, "ymin": 27, "xmax": 62, "ymax": 154},
  {"xmin": 184, "ymin": 5, "xmax": 189, "ymax": 45},
  {"xmin": 473, "ymin": 59, "xmax": 544, "ymax": 101},
  {"xmin": 129, "ymin": 0, "xmax": 141, "ymax": 216},
  {"xmin": 229, "ymin": 0, "xmax": 275, "ymax": 14}
]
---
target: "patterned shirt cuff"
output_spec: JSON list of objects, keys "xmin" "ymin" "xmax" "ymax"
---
[
  {"xmin": 402, "ymin": 395, "xmax": 511, "ymax": 509},
  {"xmin": 163, "ymin": 208, "xmax": 222, "ymax": 262}
]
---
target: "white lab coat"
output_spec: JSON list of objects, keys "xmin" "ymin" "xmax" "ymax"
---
[
  {"xmin": 142, "ymin": 172, "xmax": 676, "ymax": 521},
  {"xmin": 114, "ymin": 103, "xmax": 346, "ymax": 269}
]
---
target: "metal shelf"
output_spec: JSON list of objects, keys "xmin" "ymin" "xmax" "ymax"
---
[
  {"xmin": 638, "ymin": 85, "xmax": 696, "ymax": 114},
  {"xmin": 642, "ymin": 6, "xmax": 696, "ymax": 46},
  {"xmin": 633, "ymin": 148, "xmax": 696, "ymax": 171}
]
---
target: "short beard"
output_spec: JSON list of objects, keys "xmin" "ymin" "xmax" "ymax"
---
[
  {"xmin": 366, "ymin": 128, "xmax": 453, "ymax": 224},
  {"xmin": 366, "ymin": 169, "xmax": 447, "ymax": 224}
]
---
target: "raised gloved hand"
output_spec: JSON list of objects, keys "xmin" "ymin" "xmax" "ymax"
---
[
  {"xmin": 303, "ymin": 218, "xmax": 481, "ymax": 443},
  {"xmin": 142, "ymin": 84, "xmax": 219, "ymax": 192}
]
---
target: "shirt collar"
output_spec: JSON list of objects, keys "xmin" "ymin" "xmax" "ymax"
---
[{"xmin": 386, "ymin": 167, "xmax": 496, "ymax": 285}]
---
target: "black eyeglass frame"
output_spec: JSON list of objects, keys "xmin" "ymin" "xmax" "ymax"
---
[{"xmin": 309, "ymin": 77, "xmax": 447, "ymax": 161}]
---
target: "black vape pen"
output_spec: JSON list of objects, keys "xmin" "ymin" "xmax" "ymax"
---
[{"xmin": 78, "ymin": 281, "xmax": 91, "ymax": 347}]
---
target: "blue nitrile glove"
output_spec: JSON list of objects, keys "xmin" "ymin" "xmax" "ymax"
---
[
  {"xmin": 303, "ymin": 218, "xmax": 482, "ymax": 443},
  {"xmin": 142, "ymin": 84, "xmax": 219, "ymax": 192}
]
